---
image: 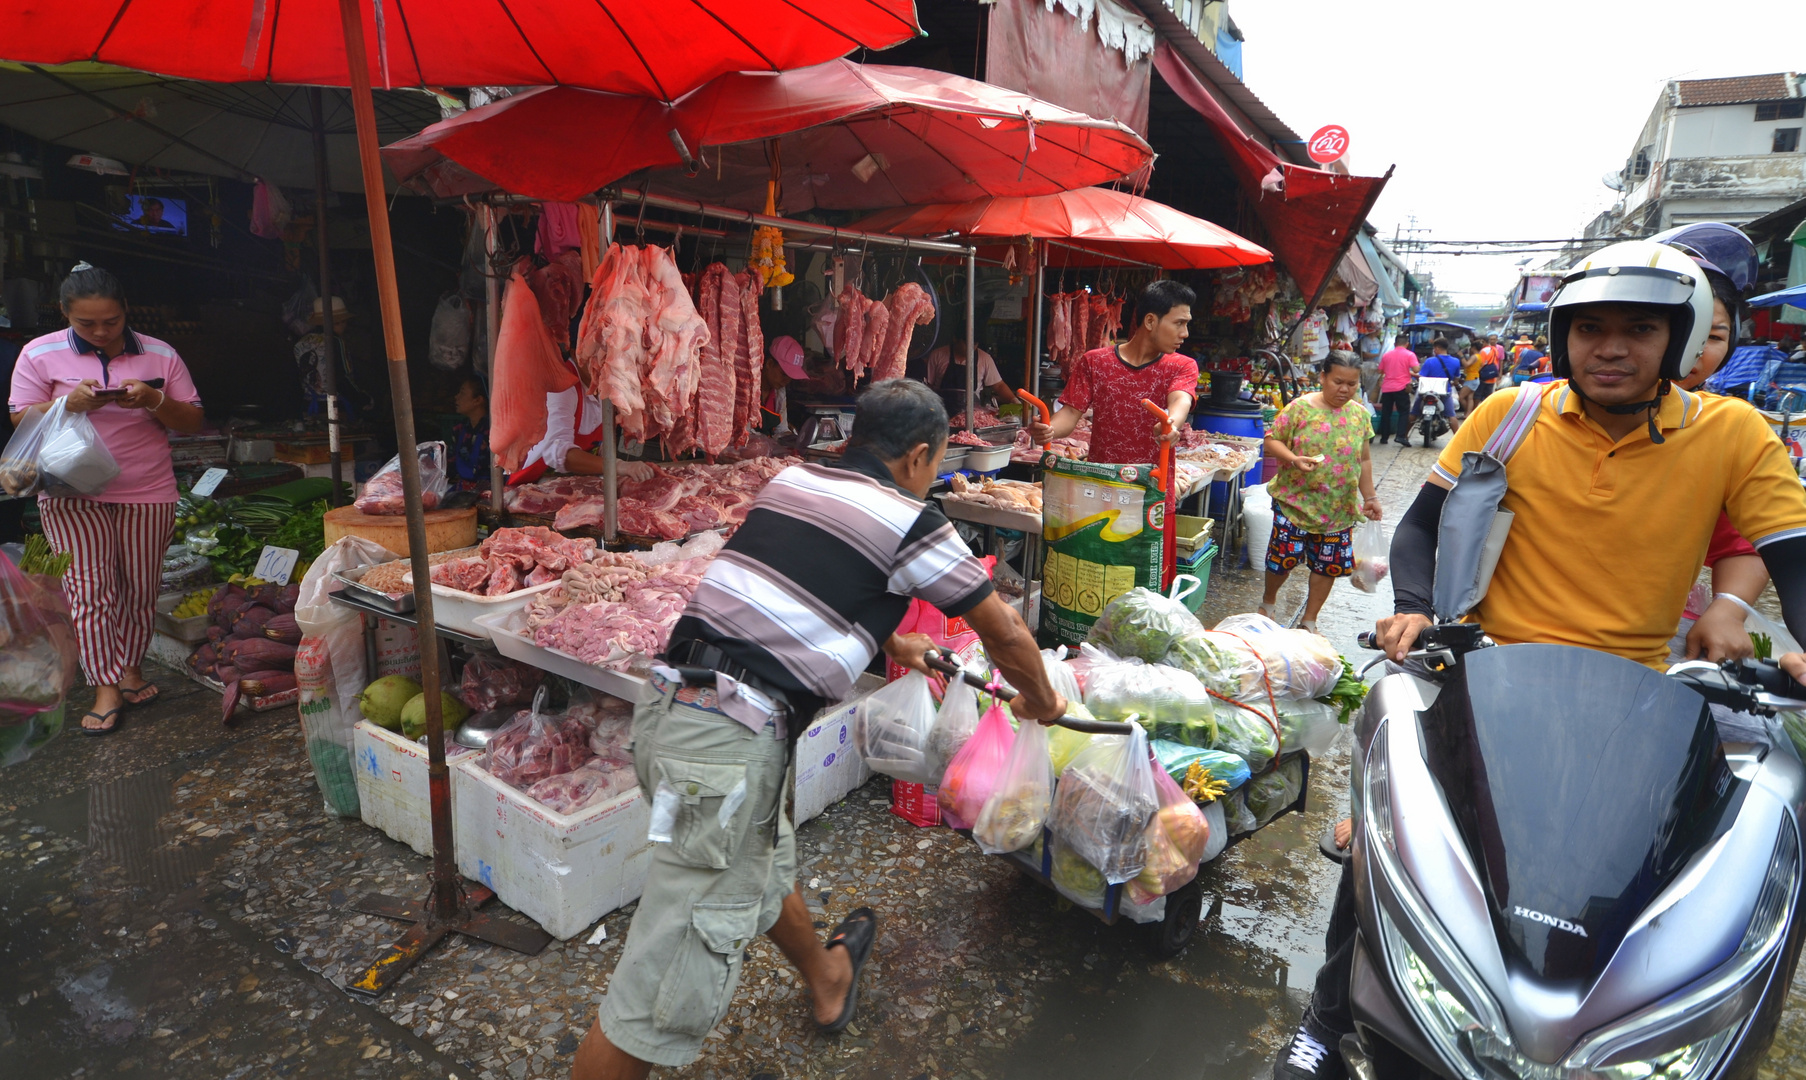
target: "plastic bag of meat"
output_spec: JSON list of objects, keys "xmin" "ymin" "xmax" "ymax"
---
[
  {"xmin": 484, "ymin": 687, "xmax": 596, "ymax": 791},
  {"xmin": 525, "ymin": 756, "xmax": 637, "ymax": 815},
  {"xmin": 457, "ymin": 653, "xmax": 544, "ymax": 713},
  {"xmin": 355, "ymin": 442, "xmax": 448, "ymax": 515}
]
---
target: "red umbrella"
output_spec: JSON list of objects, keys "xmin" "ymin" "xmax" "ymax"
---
[
  {"xmin": 850, "ymin": 186, "xmax": 1272, "ymax": 270},
  {"xmin": 383, "ymin": 60, "xmax": 1154, "ymax": 209},
  {"xmin": 0, "ymin": 1, "xmax": 920, "ymax": 100}
]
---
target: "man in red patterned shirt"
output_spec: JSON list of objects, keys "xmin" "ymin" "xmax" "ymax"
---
[{"xmin": 1028, "ymin": 279, "xmax": 1199, "ymax": 465}]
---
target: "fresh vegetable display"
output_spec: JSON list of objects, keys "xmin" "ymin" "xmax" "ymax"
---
[
  {"xmin": 184, "ymin": 579, "xmax": 302, "ymax": 722},
  {"xmin": 202, "ymin": 524, "xmax": 263, "ymax": 579},
  {"xmin": 175, "ymin": 489, "xmax": 226, "ymax": 530},
  {"xmin": 17, "ymin": 534, "xmax": 71, "ymax": 577},
  {"xmin": 1080, "ymin": 648, "xmax": 1218, "ymax": 748}
]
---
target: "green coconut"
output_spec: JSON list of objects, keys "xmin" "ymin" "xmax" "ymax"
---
[
  {"xmin": 399, "ymin": 691, "xmax": 470, "ymax": 741},
  {"xmin": 358, "ymin": 675, "xmax": 422, "ymax": 731}
]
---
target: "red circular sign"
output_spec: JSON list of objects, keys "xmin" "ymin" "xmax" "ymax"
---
[{"xmin": 1307, "ymin": 124, "xmax": 1349, "ymax": 164}]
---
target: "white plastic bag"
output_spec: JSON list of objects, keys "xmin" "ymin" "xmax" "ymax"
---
[
  {"xmin": 355, "ymin": 442, "xmax": 448, "ymax": 514},
  {"xmin": 973, "ymin": 716, "xmax": 1052, "ymax": 854},
  {"xmin": 925, "ymin": 675, "xmax": 981, "ymax": 783},
  {"xmin": 294, "ymin": 536, "xmax": 393, "ymax": 817},
  {"xmin": 0, "ymin": 407, "xmax": 50, "ymax": 497},
  {"xmin": 1350, "ymin": 519, "xmax": 1389, "ymax": 594},
  {"xmin": 856, "ymin": 671, "xmax": 939, "ymax": 783},
  {"xmin": 1242, "ymin": 483, "xmax": 1274, "ymax": 570},
  {"xmin": 428, "ymin": 292, "xmax": 472, "ymax": 371},
  {"xmin": 31, "ymin": 399, "xmax": 120, "ymax": 496},
  {"xmin": 1051, "ymin": 724, "xmax": 1159, "ymax": 884},
  {"xmin": 1210, "ymin": 613, "xmax": 1344, "ymax": 700}
]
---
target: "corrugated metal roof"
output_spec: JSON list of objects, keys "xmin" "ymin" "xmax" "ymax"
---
[
  {"xmin": 1119, "ymin": 0, "xmax": 1306, "ymax": 163},
  {"xmin": 1673, "ymin": 73, "xmax": 1798, "ymax": 107}
]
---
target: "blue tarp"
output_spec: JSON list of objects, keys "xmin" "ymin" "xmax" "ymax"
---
[{"xmin": 1749, "ymin": 283, "xmax": 1806, "ymax": 309}]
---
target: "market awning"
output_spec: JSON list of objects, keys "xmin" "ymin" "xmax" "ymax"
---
[
  {"xmin": 1151, "ymin": 42, "xmax": 1389, "ymax": 300},
  {"xmin": 383, "ymin": 61, "xmax": 1154, "ymax": 210},
  {"xmin": 1749, "ymin": 283, "xmax": 1806, "ymax": 309},
  {"xmin": 848, "ymin": 185, "xmax": 1270, "ymax": 270},
  {"xmin": 1354, "ymin": 232, "xmax": 1405, "ymax": 315}
]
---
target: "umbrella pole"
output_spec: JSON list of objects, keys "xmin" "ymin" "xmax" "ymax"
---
[
  {"xmin": 601, "ymin": 202, "xmax": 617, "ymax": 542},
  {"xmin": 309, "ymin": 88, "xmax": 343, "ymax": 507},
  {"xmin": 485, "ymin": 206, "xmax": 504, "ymax": 515},
  {"xmin": 337, "ymin": 0, "xmax": 548, "ymax": 995},
  {"xmin": 966, "ymin": 250, "xmax": 977, "ymax": 432},
  {"xmin": 1031, "ymin": 245, "xmax": 1044, "ymax": 399}
]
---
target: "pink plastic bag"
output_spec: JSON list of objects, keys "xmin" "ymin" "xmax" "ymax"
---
[
  {"xmin": 0, "ymin": 559, "xmax": 78, "ymax": 722},
  {"xmin": 937, "ymin": 698, "xmax": 1015, "ymax": 830},
  {"xmin": 1126, "ymin": 764, "xmax": 1212, "ymax": 905}
]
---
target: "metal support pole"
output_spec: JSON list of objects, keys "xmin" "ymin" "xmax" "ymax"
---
[
  {"xmin": 309, "ymin": 88, "xmax": 343, "ymax": 506},
  {"xmin": 1031, "ymin": 248, "xmax": 1045, "ymax": 399},
  {"xmin": 484, "ymin": 206, "xmax": 504, "ymax": 514},
  {"xmin": 965, "ymin": 249, "xmax": 977, "ymax": 432},
  {"xmin": 600, "ymin": 202, "xmax": 618, "ymax": 542}
]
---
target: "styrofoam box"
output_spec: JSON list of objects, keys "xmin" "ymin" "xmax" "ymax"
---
[
  {"xmin": 452, "ymin": 758, "xmax": 653, "ymax": 940},
  {"xmin": 794, "ymin": 695, "xmax": 874, "ymax": 825},
  {"xmin": 353, "ymin": 721, "xmax": 478, "ymax": 857}
]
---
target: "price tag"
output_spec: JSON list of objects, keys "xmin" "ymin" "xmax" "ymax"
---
[
  {"xmin": 254, "ymin": 545, "xmax": 301, "ymax": 586},
  {"xmin": 190, "ymin": 467, "xmax": 229, "ymax": 498}
]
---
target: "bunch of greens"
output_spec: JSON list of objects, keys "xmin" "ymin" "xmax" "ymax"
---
[
  {"xmin": 1317, "ymin": 656, "xmax": 1369, "ymax": 724},
  {"xmin": 1087, "ymin": 587, "xmax": 1203, "ymax": 663},
  {"xmin": 17, "ymin": 534, "xmax": 71, "ymax": 577},
  {"xmin": 206, "ymin": 524, "xmax": 263, "ymax": 578},
  {"xmin": 269, "ymin": 500, "xmax": 328, "ymax": 563}
]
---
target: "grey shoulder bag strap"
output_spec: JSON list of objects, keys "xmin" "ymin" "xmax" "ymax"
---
[{"xmin": 1431, "ymin": 384, "xmax": 1549, "ymax": 621}]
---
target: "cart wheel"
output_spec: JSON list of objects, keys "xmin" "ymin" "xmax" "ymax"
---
[{"xmin": 1149, "ymin": 879, "xmax": 1204, "ymax": 958}]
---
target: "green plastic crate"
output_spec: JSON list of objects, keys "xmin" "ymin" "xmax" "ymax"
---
[{"xmin": 1173, "ymin": 541, "xmax": 1216, "ymax": 613}]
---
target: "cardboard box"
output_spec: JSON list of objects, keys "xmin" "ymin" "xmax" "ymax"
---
[
  {"xmin": 793, "ymin": 696, "xmax": 873, "ymax": 825},
  {"xmin": 452, "ymin": 759, "xmax": 653, "ymax": 940},
  {"xmin": 353, "ymin": 720, "xmax": 478, "ymax": 857}
]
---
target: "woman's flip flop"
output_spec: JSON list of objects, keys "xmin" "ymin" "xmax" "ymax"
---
[
  {"xmin": 81, "ymin": 708, "xmax": 123, "ymax": 736},
  {"xmin": 817, "ymin": 907, "xmax": 877, "ymax": 1035},
  {"xmin": 120, "ymin": 682, "xmax": 160, "ymax": 708}
]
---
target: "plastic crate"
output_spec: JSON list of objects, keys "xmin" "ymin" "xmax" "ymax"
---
[{"xmin": 1173, "ymin": 541, "xmax": 1216, "ymax": 613}]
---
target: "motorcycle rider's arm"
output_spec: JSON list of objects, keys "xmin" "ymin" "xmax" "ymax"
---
[
  {"xmin": 1374, "ymin": 478, "xmax": 1452, "ymax": 660},
  {"xmin": 1757, "ymin": 537, "xmax": 1806, "ymax": 690}
]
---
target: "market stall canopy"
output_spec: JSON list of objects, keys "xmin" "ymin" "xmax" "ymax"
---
[
  {"xmin": 1151, "ymin": 43, "xmax": 1389, "ymax": 300},
  {"xmin": 849, "ymin": 186, "xmax": 1270, "ymax": 270},
  {"xmin": 0, "ymin": 62, "xmax": 440, "ymax": 191},
  {"xmin": 0, "ymin": 0, "xmax": 920, "ymax": 102},
  {"xmin": 1748, "ymin": 283, "xmax": 1806, "ymax": 310},
  {"xmin": 382, "ymin": 61, "xmax": 1154, "ymax": 209}
]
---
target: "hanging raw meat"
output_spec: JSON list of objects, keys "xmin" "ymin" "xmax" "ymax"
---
[
  {"xmin": 640, "ymin": 246, "xmax": 708, "ymax": 443},
  {"xmin": 693, "ymin": 264, "xmax": 741, "ymax": 459},
  {"xmin": 492, "ymin": 262, "xmax": 579, "ymax": 470},
  {"xmin": 837, "ymin": 284, "xmax": 866, "ymax": 375},
  {"xmin": 1072, "ymin": 294, "xmax": 1090, "ymax": 361},
  {"xmin": 733, "ymin": 269, "xmax": 763, "ymax": 446},
  {"xmin": 858, "ymin": 302, "xmax": 890, "ymax": 383},
  {"xmin": 1087, "ymin": 294, "xmax": 1118, "ymax": 351},
  {"xmin": 575, "ymin": 244, "xmax": 652, "ymax": 439},
  {"xmin": 528, "ymin": 251, "xmax": 585, "ymax": 347},
  {"xmin": 873, "ymin": 283, "xmax": 935, "ymax": 383}
]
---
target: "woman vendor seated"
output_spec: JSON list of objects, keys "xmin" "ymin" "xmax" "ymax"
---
[{"xmin": 449, "ymin": 374, "xmax": 491, "ymax": 492}]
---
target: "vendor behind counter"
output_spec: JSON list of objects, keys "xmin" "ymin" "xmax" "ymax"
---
[{"xmin": 920, "ymin": 340, "xmax": 1017, "ymax": 410}]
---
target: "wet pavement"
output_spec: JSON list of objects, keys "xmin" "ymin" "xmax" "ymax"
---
[{"xmin": 4, "ymin": 440, "xmax": 1803, "ymax": 1080}]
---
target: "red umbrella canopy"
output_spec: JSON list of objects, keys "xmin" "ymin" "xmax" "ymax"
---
[
  {"xmin": 0, "ymin": 1, "xmax": 921, "ymax": 101},
  {"xmin": 382, "ymin": 60, "xmax": 1153, "ymax": 209},
  {"xmin": 850, "ymin": 187, "xmax": 1272, "ymax": 271}
]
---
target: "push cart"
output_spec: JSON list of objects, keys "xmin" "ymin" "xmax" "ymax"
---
[{"xmin": 924, "ymin": 652, "xmax": 1310, "ymax": 958}]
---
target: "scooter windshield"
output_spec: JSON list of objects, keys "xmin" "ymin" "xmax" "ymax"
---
[{"xmin": 1419, "ymin": 643, "xmax": 1742, "ymax": 984}]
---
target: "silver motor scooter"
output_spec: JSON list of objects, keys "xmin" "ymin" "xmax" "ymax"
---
[{"xmin": 1341, "ymin": 622, "xmax": 1806, "ymax": 1080}]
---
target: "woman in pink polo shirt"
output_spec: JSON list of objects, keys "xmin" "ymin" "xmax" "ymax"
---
[{"xmin": 9, "ymin": 263, "xmax": 205, "ymax": 735}]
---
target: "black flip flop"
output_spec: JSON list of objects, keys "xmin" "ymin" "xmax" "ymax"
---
[
  {"xmin": 81, "ymin": 708, "xmax": 123, "ymax": 737},
  {"xmin": 1319, "ymin": 820, "xmax": 1351, "ymax": 865},
  {"xmin": 120, "ymin": 682, "xmax": 159, "ymax": 708},
  {"xmin": 818, "ymin": 907, "xmax": 877, "ymax": 1035}
]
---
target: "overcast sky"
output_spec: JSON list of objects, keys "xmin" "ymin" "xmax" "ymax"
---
[{"xmin": 1229, "ymin": 0, "xmax": 1802, "ymax": 304}]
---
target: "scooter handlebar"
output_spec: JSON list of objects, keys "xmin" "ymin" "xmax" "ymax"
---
[{"xmin": 922, "ymin": 650, "xmax": 1135, "ymax": 734}]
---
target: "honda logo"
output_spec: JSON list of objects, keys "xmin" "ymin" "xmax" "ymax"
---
[{"xmin": 1513, "ymin": 906, "xmax": 1588, "ymax": 938}]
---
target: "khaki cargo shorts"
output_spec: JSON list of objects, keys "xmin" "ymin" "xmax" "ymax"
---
[{"xmin": 597, "ymin": 677, "xmax": 796, "ymax": 1068}]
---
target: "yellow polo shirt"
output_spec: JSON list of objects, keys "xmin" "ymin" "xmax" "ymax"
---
[
  {"xmin": 1462, "ymin": 350, "xmax": 1485, "ymax": 381},
  {"xmin": 1431, "ymin": 382, "xmax": 1806, "ymax": 668}
]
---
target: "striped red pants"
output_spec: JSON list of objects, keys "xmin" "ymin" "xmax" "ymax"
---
[{"xmin": 39, "ymin": 498, "xmax": 176, "ymax": 687}]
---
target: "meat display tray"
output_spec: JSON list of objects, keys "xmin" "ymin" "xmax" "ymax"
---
[
  {"xmin": 398, "ymin": 547, "xmax": 562, "ymax": 641},
  {"xmin": 333, "ymin": 564, "xmax": 416, "ymax": 614},
  {"xmin": 474, "ymin": 608, "xmax": 649, "ymax": 705}
]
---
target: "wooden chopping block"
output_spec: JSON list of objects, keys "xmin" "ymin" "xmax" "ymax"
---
[{"xmin": 322, "ymin": 506, "xmax": 477, "ymax": 556}]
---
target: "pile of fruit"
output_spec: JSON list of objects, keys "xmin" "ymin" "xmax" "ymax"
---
[
  {"xmin": 167, "ymin": 588, "xmax": 214, "ymax": 620},
  {"xmin": 175, "ymin": 489, "xmax": 226, "ymax": 530},
  {"xmin": 184, "ymin": 579, "xmax": 302, "ymax": 724},
  {"xmin": 358, "ymin": 674, "xmax": 470, "ymax": 742}
]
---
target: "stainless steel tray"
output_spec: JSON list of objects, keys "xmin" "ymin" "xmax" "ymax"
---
[{"xmin": 333, "ymin": 564, "xmax": 415, "ymax": 614}]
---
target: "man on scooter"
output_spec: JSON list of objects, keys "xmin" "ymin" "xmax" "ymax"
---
[
  {"xmin": 1272, "ymin": 239, "xmax": 1806, "ymax": 1080},
  {"xmin": 1409, "ymin": 338, "xmax": 1464, "ymax": 438}
]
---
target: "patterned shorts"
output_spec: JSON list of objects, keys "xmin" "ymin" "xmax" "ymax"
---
[{"xmin": 1265, "ymin": 506, "xmax": 1354, "ymax": 577}]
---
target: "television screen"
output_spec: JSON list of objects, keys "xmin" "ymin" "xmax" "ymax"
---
[{"xmin": 113, "ymin": 195, "xmax": 187, "ymax": 236}]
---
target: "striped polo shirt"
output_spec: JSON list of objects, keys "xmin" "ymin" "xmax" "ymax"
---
[{"xmin": 669, "ymin": 447, "xmax": 993, "ymax": 718}]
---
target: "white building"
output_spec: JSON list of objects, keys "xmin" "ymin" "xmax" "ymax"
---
[{"xmin": 1586, "ymin": 72, "xmax": 1805, "ymax": 239}]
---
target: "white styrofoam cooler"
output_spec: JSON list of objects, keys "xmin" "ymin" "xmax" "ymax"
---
[
  {"xmin": 353, "ymin": 721, "xmax": 478, "ymax": 857},
  {"xmin": 793, "ymin": 691, "xmax": 875, "ymax": 824},
  {"xmin": 451, "ymin": 759, "xmax": 653, "ymax": 940}
]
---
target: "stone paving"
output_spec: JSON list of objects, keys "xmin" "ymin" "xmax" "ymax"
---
[{"xmin": 5, "ymin": 441, "xmax": 1804, "ymax": 1080}]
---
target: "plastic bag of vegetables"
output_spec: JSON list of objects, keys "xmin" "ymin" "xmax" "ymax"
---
[
  {"xmin": 1163, "ymin": 629, "xmax": 1260, "ymax": 701},
  {"xmin": 1082, "ymin": 651, "xmax": 1217, "ymax": 748},
  {"xmin": 1210, "ymin": 703, "xmax": 1279, "ymax": 774},
  {"xmin": 937, "ymin": 698, "xmax": 1015, "ymax": 829},
  {"xmin": 1050, "ymin": 724, "xmax": 1159, "ymax": 884},
  {"xmin": 973, "ymin": 713, "xmax": 1053, "ymax": 855},
  {"xmin": 1151, "ymin": 740, "xmax": 1252, "ymax": 795},
  {"xmin": 925, "ymin": 676, "xmax": 982, "ymax": 783},
  {"xmin": 1048, "ymin": 834, "xmax": 1107, "ymax": 909},
  {"xmin": 1278, "ymin": 698, "xmax": 1344, "ymax": 757},
  {"xmin": 1210, "ymin": 613, "xmax": 1344, "ymax": 700},
  {"xmin": 856, "ymin": 671, "xmax": 939, "ymax": 784},
  {"xmin": 1048, "ymin": 720, "xmax": 1094, "ymax": 775},
  {"xmin": 1243, "ymin": 756, "xmax": 1305, "ymax": 829},
  {"xmin": 1125, "ymin": 764, "xmax": 1212, "ymax": 905},
  {"xmin": 1087, "ymin": 587, "xmax": 1204, "ymax": 663}
]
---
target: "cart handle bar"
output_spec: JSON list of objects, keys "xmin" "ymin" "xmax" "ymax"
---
[{"xmin": 921, "ymin": 650, "xmax": 1135, "ymax": 735}]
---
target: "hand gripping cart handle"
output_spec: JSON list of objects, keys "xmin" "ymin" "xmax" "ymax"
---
[{"xmin": 921, "ymin": 649, "xmax": 1133, "ymax": 735}]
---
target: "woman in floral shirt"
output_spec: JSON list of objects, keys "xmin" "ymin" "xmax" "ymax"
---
[{"xmin": 1257, "ymin": 351, "xmax": 1382, "ymax": 632}]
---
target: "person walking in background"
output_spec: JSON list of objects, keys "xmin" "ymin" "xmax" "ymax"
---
[
  {"xmin": 1459, "ymin": 340, "xmax": 1483, "ymax": 416},
  {"xmin": 7, "ymin": 263, "xmax": 206, "ymax": 735},
  {"xmin": 1512, "ymin": 335, "xmax": 1549, "ymax": 383},
  {"xmin": 1257, "ymin": 352, "xmax": 1382, "ymax": 633},
  {"xmin": 1375, "ymin": 334, "xmax": 1417, "ymax": 446}
]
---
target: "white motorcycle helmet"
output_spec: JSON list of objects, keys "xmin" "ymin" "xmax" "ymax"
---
[{"xmin": 1549, "ymin": 239, "xmax": 1714, "ymax": 381}]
